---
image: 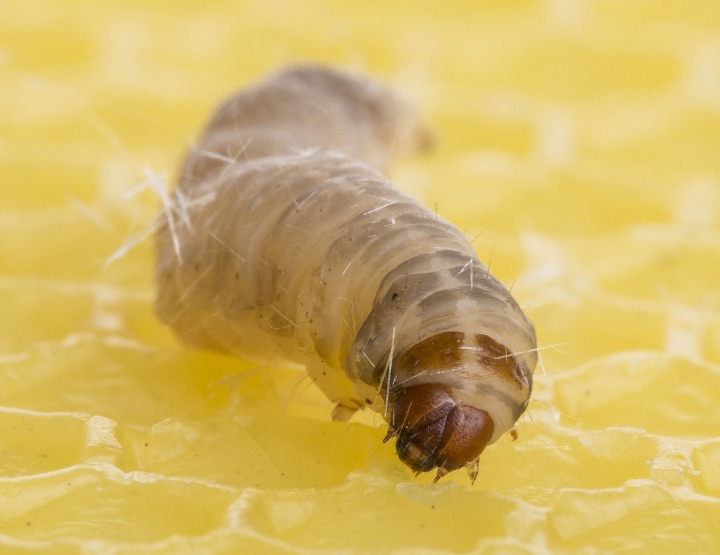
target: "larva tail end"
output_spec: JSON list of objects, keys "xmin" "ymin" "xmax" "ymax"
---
[
  {"xmin": 412, "ymin": 123, "xmax": 435, "ymax": 154},
  {"xmin": 389, "ymin": 384, "xmax": 494, "ymax": 480}
]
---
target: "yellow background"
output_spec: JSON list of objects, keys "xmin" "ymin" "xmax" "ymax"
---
[{"xmin": 2, "ymin": 0, "xmax": 720, "ymax": 553}]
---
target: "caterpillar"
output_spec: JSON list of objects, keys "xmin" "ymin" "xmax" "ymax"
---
[{"xmin": 155, "ymin": 65, "xmax": 537, "ymax": 482}]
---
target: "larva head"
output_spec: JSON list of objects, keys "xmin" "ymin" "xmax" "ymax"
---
[
  {"xmin": 386, "ymin": 384, "xmax": 494, "ymax": 482},
  {"xmin": 382, "ymin": 332, "xmax": 533, "ymax": 482}
]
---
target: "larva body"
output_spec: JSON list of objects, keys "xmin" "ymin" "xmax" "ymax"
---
[{"xmin": 156, "ymin": 66, "xmax": 537, "ymax": 481}]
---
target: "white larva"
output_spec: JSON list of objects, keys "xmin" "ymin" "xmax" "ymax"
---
[{"xmin": 155, "ymin": 65, "xmax": 537, "ymax": 482}]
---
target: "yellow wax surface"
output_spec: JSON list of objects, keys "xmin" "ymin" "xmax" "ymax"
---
[{"xmin": 2, "ymin": 1, "xmax": 719, "ymax": 553}]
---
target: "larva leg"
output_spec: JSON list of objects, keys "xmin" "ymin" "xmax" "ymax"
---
[
  {"xmin": 331, "ymin": 401, "xmax": 364, "ymax": 423},
  {"xmin": 304, "ymin": 360, "xmax": 364, "ymax": 422}
]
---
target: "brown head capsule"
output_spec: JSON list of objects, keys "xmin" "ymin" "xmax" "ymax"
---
[
  {"xmin": 377, "ymin": 332, "xmax": 533, "ymax": 482},
  {"xmin": 385, "ymin": 384, "xmax": 494, "ymax": 482}
]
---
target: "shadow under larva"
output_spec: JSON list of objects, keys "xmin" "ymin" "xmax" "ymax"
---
[{"xmin": 155, "ymin": 65, "xmax": 537, "ymax": 482}]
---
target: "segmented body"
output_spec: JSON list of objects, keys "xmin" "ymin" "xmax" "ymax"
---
[{"xmin": 155, "ymin": 66, "xmax": 537, "ymax": 480}]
